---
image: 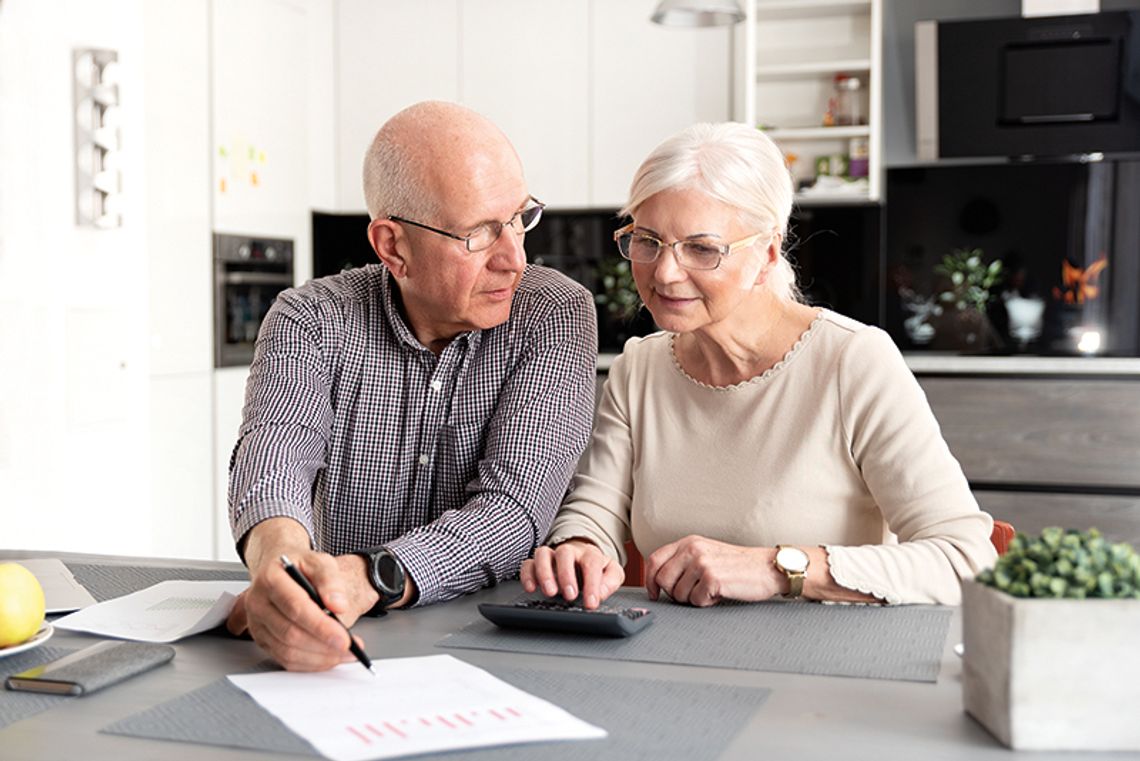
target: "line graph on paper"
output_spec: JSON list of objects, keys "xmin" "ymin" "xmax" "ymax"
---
[{"xmin": 227, "ymin": 655, "xmax": 605, "ymax": 761}]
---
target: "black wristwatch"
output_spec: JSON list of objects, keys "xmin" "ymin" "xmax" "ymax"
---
[{"xmin": 355, "ymin": 547, "xmax": 407, "ymax": 616}]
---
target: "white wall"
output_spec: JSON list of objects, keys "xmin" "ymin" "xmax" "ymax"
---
[
  {"xmin": 0, "ymin": 0, "xmax": 335, "ymax": 559},
  {"xmin": 0, "ymin": 0, "xmax": 152, "ymax": 554}
]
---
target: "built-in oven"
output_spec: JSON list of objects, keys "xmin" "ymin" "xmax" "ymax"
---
[{"xmin": 213, "ymin": 233, "xmax": 294, "ymax": 368}]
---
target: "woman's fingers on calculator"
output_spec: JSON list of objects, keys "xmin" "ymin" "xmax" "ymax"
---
[{"xmin": 577, "ymin": 549, "xmax": 619, "ymax": 609}]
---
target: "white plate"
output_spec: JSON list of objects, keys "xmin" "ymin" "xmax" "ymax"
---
[{"xmin": 0, "ymin": 622, "xmax": 54, "ymax": 659}]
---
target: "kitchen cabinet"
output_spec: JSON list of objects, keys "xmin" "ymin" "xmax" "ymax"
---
[
  {"xmin": 461, "ymin": 2, "xmax": 591, "ymax": 208},
  {"xmin": 335, "ymin": 0, "xmax": 460, "ymax": 211},
  {"xmin": 590, "ymin": 0, "xmax": 732, "ymax": 209},
  {"xmin": 332, "ymin": 0, "xmax": 731, "ymax": 210},
  {"xmin": 213, "ymin": 367, "xmax": 250, "ymax": 562},
  {"xmin": 736, "ymin": 0, "xmax": 883, "ymax": 203},
  {"xmin": 917, "ymin": 373, "xmax": 1140, "ymax": 547}
]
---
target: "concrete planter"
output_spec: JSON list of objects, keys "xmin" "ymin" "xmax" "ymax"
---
[{"xmin": 961, "ymin": 579, "xmax": 1140, "ymax": 750}]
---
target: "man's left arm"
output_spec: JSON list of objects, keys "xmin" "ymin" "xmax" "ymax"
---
[{"xmin": 386, "ymin": 288, "xmax": 598, "ymax": 606}]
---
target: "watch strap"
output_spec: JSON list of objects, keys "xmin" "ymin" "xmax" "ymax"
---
[{"xmin": 775, "ymin": 545, "xmax": 808, "ymax": 599}]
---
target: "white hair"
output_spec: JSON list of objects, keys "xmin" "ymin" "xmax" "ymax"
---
[{"xmin": 621, "ymin": 122, "xmax": 801, "ymax": 302}]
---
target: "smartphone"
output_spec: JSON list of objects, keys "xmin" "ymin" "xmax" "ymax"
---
[{"xmin": 5, "ymin": 640, "xmax": 175, "ymax": 696}]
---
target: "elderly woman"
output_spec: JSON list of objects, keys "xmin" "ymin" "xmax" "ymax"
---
[{"xmin": 521, "ymin": 122, "xmax": 996, "ymax": 609}]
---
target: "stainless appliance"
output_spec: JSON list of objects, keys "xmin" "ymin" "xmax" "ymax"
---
[
  {"xmin": 916, "ymin": 12, "xmax": 1140, "ymax": 161},
  {"xmin": 213, "ymin": 233, "xmax": 294, "ymax": 368}
]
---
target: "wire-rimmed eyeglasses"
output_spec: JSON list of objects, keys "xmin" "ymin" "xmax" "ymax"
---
[
  {"xmin": 388, "ymin": 197, "xmax": 545, "ymax": 253},
  {"xmin": 613, "ymin": 223, "xmax": 769, "ymax": 271}
]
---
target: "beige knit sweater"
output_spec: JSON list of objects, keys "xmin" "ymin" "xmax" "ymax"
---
[{"xmin": 547, "ymin": 310, "xmax": 996, "ymax": 605}]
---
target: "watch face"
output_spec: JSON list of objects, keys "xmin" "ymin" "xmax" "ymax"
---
[
  {"xmin": 776, "ymin": 546, "xmax": 809, "ymax": 573},
  {"xmin": 375, "ymin": 552, "xmax": 405, "ymax": 597}
]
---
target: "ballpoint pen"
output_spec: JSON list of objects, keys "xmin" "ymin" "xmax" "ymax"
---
[{"xmin": 279, "ymin": 555, "xmax": 374, "ymax": 675}]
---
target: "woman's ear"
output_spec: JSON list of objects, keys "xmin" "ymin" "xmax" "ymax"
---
[
  {"xmin": 368, "ymin": 218, "xmax": 408, "ymax": 278},
  {"xmin": 754, "ymin": 233, "xmax": 781, "ymax": 286}
]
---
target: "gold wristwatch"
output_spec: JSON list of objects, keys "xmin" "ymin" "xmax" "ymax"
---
[{"xmin": 774, "ymin": 545, "xmax": 810, "ymax": 599}]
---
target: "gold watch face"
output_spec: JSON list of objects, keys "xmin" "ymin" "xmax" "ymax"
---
[{"xmin": 776, "ymin": 546, "xmax": 809, "ymax": 574}]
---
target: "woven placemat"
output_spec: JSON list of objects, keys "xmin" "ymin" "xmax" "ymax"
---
[
  {"xmin": 102, "ymin": 664, "xmax": 769, "ymax": 760},
  {"xmin": 65, "ymin": 563, "xmax": 248, "ymax": 603},
  {"xmin": 0, "ymin": 645, "xmax": 77, "ymax": 729},
  {"xmin": 439, "ymin": 590, "xmax": 953, "ymax": 683}
]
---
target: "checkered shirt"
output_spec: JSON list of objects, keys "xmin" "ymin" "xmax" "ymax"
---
[{"xmin": 228, "ymin": 264, "xmax": 597, "ymax": 605}]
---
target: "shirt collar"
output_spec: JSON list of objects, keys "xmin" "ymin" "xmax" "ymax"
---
[{"xmin": 377, "ymin": 266, "xmax": 479, "ymax": 355}]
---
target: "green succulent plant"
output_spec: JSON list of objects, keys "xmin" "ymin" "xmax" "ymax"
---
[
  {"xmin": 977, "ymin": 527, "xmax": 1140, "ymax": 599},
  {"xmin": 595, "ymin": 258, "xmax": 641, "ymax": 321},
  {"xmin": 935, "ymin": 247, "xmax": 1003, "ymax": 313}
]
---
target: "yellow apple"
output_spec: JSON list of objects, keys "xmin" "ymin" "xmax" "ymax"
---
[{"xmin": 0, "ymin": 563, "xmax": 46, "ymax": 647}]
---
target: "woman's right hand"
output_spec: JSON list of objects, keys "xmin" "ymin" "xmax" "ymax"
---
[{"xmin": 520, "ymin": 539, "xmax": 625, "ymax": 609}]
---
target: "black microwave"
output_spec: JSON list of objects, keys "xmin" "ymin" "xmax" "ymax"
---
[{"xmin": 916, "ymin": 11, "xmax": 1140, "ymax": 160}]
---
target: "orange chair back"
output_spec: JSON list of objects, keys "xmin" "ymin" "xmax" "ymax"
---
[{"xmin": 990, "ymin": 519, "xmax": 1015, "ymax": 556}]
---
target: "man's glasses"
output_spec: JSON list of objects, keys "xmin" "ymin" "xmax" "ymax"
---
[
  {"xmin": 389, "ymin": 197, "xmax": 545, "ymax": 253},
  {"xmin": 613, "ymin": 224, "xmax": 769, "ymax": 271}
]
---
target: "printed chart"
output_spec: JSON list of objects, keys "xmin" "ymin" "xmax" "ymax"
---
[{"xmin": 228, "ymin": 655, "xmax": 605, "ymax": 761}]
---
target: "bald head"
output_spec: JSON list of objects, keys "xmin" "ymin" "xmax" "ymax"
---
[{"xmin": 362, "ymin": 101, "xmax": 523, "ymax": 223}]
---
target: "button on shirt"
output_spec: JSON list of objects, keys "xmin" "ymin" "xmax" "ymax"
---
[{"xmin": 229, "ymin": 264, "xmax": 597, "ymax": 605}]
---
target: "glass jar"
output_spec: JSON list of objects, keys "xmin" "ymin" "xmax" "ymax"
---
[{"xmin": 834, "ymin": 75, "xmax": 865, "ymax": 126}]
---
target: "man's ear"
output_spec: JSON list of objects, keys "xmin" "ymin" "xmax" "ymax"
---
[{"xmin": 368, "ymin": 218, "xmax": 409, "ymax": 278}]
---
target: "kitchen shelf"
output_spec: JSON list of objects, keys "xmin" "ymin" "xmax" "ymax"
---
[
  {"xmin": 764, "ymin": 125, "xmax": 870, "ymax": 140},
  {"xmin": 740, "ymin": 0, "xmax": 882, "ymax": 201},
  {"xmin": 794, "ymin": 192, "xmax": 873, "ymax": 205},
  {"xmin": 755, "ymin": 0, "xmax": 871, "ymax": 20},
  {"xmin": 755, "ymin": 58, "xmax": 870, "ymax": 79}
]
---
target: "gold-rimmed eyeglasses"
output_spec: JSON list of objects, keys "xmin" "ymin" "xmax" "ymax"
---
[
  {"xmin": 613, "ymin": 223, "xmax": 769, "ymax": 271},
  {"xmin": 389, "ymin": 196, "xmax": 545, "ymax": 253}
]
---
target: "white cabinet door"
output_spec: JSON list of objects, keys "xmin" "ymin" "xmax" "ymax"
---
[
  {"xmin": 212, "ymin": 0, "xmax": 311, "ymax": 240},
  {"xmin": 590, "ymin": 0, "xmax": 732, "ymax": 208},
  {"xmin": 335, "ymin": 0, "xmax": 460, "ymax": 212},
  {"xmin": 460, "ymin": 2, "xmax": 590, "ymax": 208},
  {"xmin": 213, "ymin": 366, "xmax": 251, "ymax": 562}
]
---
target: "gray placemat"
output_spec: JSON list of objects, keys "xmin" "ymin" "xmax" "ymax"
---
[
  {"xmin": 102, "ymin": 664, "xmax": 768, "ymax": 760},
  {"xmin": 438, "ymin": 590, "xmax": 953, "ymax": 683},
  {"xmin": 0, "ymin": 645, "xmax": 77, "ymax": 729},
  {"xmin": 65, "ymin": 563, "xmax": 248, "ymax": 603}
]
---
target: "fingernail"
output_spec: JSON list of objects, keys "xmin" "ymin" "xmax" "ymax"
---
[
  {"xmin": 586, "ymin": 594, "xmax": 598, "ymax": 608},
  {"xmin": 564, "ymin": 585, "xmax": 576, "ymax": 599},
  {"xmin": 543, "ymin": 582, "xmax": 557, "ymax": 596}
]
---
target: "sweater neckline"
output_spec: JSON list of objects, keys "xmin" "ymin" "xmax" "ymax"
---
[{"xmin": 669, "ymin": 309, "xmax": 827, "ymax": 391}]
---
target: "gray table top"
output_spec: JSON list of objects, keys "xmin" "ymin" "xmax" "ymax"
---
[{"xmin": 2, "ymin": 550, "xmax": 1136, "ymax": 761}]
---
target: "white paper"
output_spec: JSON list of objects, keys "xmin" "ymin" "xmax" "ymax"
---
[
  {"xmin": 53, "ymin": 580, "xmax": 248, "ymax": 642},
  {"xmin": 228, "ymin": 654, "xmax": 606, "ymax": 761},
  {"xmin": 14, "ymin": 558, "xmax": 98, "ymax": 613}
]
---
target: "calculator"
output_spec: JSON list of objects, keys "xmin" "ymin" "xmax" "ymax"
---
[{"xmin": 478, "ymin": 598, "xmax": 654, "ymax": 638}]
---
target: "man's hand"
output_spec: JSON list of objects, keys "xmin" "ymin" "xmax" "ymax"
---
[
  {"xmin": 225, "ymin": 518, "xmax": 379, "ymax": 671},
  {"xmin": 520, "ymin": 539, "xmax": 624, "ymax": 609},
  {"xmin": 644, "ymin": 535, "xmax": 782, "ymax": 607}
]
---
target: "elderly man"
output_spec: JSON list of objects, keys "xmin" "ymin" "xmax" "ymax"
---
[{"xmin": 225, "ymin": 101, "xmax": 597, "ymax": 671}]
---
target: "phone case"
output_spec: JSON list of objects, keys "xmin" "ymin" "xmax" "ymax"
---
[{"xmin": 5, "ymin": 641, "xmax": 175, "ymax": 696}]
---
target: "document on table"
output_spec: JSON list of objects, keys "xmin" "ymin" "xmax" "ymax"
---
[
  {"xmin": 228, "ymin": 654, "xmax": 606, "ymax": 761},
  {"xmin": 14, "ymin": 558, "xmax": 98, "ymax": 613},
  {"xmin": 53, "ymin": 579, "xmax": 249, "ymax": 642}
]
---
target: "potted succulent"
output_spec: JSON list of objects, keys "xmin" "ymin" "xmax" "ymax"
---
[
  {"xmin": 962, "ymin": 527, "xmax": 1140, "ymax": 750},
  {"xmin": 594, "ymin": 258, "xmax": 655, "ymax": 351},
  {"xmin": 934, "ymin": 247, "xmax": 1003, "ymax": 350}
]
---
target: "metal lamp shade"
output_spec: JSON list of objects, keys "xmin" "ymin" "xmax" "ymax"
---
[{"xmin": 651, "ymin": 0, "xmax": 745, "ymax": 27}]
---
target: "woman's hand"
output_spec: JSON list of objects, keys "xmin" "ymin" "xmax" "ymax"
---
[
  {"xmin": 645, "ymin": 535, "xmax": 783, "ymax": 607},
  {"xmin": 520, "ymin": 539, "xmax": 625, "ymax": 609}
]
